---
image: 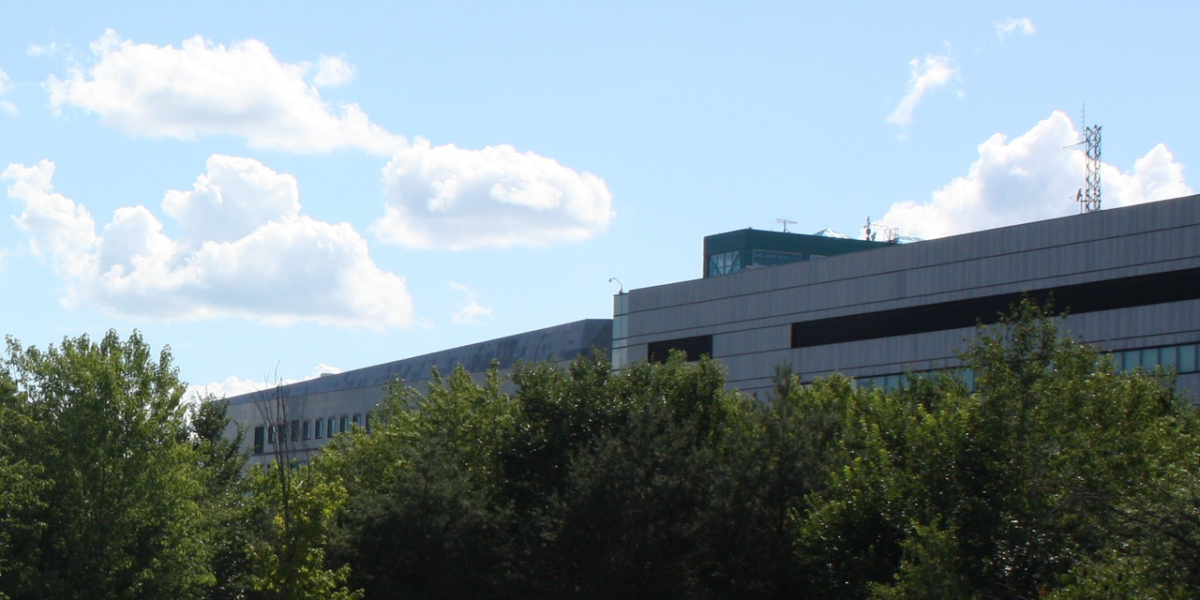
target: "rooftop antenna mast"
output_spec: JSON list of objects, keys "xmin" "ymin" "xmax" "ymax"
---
[
  {"xmin": 1065, "ymin": 106, "xmax": 1102, "ymax": 213},
  {"xmin": 774, "ymin": 218, "xmax": 796, "ymax": 233},
  {"xmin": 863, "ymin": 216, "xmax": 899, "ymax": 243}
]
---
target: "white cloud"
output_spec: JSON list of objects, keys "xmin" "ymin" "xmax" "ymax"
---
[
  {"xmin": 187, "ymin": 363, "xmax": 342, "ymax": 402},
  {"xmin": 40, "ymin": 32, "xmax": 616, "ymax": 251},
  {"xmin": 449, "ymin": 282, "xmax": 493, "ymax": 324},
  {"xmin": 996, "ymin": 18, "xmax": 1036, "ymax": 41},
  {"xmin": 372, "ymin": 139, "xmax": 614, "ymax": 249},
  {"xmin": 3, "ymin": 155, "xmax": 414, "ymax": 328},
  {"xmin": 881, "ymin": 111, "xmax": 1192, "ymax": 239},
  {"xmin": 162, "ymin": 154, "xmax": 302, "ymax": 245},
  {"xmin": 311, "ymin": 55, "xmax": 354, "ymax": 87},
  {"xmin": 187, "ymin": 375, "xmax": 268, "ymax": 403},
  {"xmin": 5, "ymin": 161, "xmax": 99, "ymax": 302},
  {"xmin": 27, "ymin": 42, "xmax": 68, "ymax": 57},
  {"xmin": 887, "ymin": 54, "xmax": 957, "ymax": 129},
  {"xmin": 47, "ymin": 30, "xmax": 402, "ymax": 154},
  {"xmin": 1107, "ymin": 144, "xmax": 1192, "ymax": 205}
]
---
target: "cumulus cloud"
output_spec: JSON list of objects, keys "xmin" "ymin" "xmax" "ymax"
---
[
  {"xmin": 449, "ymin": 282, "xmax": 493, "ymax": 324},
  {"xmin": 187, "ymin": 363, "xmax": 341, "ymax": 402},
  {"xmin": 47, "ymin": 30, "xmax": 401, "ymax": 154},
  {"xmin": 3, "ymin": 155, "xmax": 413, "ymax": 328},
  {"xmin": 996, "ymin": 18, "xmax": 1036, "ymax": 41},
  {"xmin": 311, "ymin": 55, "xmax": 354, "ymax": 87},
  {"xmin": 372, "ymin": 139, "xmax": 614, "ymax": 249},
  {"xmin": 887, "ymin": 54, "xmax": 957, "ymax": 129},
  {"xmin": 881, "ymin": 111, "xmax": 1192, "ymax": 239},
  {"xmin": 40, "ymin": 31, "xmax": 615, "ymax": 250}
]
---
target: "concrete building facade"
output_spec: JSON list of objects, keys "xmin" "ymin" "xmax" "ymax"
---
[
  {"xmin": 224, "ymin": 319, "xmax": 612, "ymax": 465},
  {"xmin": 614, "ymin": 194, "xmax": 1200, "ymax": 399},
  {"xmin": 222, "ymin": 193, "xmax": 1200, "ymax": 462}
]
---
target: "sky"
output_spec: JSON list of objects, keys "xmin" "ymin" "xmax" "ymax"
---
[{"xmin": 1, "ymin": 1, "xmax": 1196, "ymax": 400}]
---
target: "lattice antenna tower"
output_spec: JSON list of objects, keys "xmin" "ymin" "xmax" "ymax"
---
[
  {"xmin": 774, "ymin": 217, "xmax": 796, "ymax": 233},
  {"xmin": 1082, "ymin": 115, "xmax": 1102, "ymax": 212},
  {"xmin": 1067, "ymin": 107, "xmax": 1102, "ymax": 213}
]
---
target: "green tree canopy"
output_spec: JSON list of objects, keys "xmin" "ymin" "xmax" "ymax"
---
[
  {"xmin": 796, "ymin": 301, "xmax": 1200, "ymax": 599},
  {"xmin": 0, "ymin": 331, "xmax": 214, "ymax": 600}
]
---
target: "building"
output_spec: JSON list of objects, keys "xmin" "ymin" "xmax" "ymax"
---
[
  {"xmin": 614, "ymin": 193, "xmax": 1200, "ymax": 399},
  {"xmin": 224, "ymin": 319, "xmax": 612, "ymax": 465},
  {"xmin": 224, "ymin": 193, "xmax": 1200, "ymax": 461},
  {"xmin": 702, "ymin": 227, "xmax": 889, "ymax": 278}
]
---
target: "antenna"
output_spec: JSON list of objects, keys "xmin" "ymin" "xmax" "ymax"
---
[
  {"xmin": 1064, "ymin": 106, "xmax": 1102, "ymax": 213},
  {"xmin": 863, "ymin": 217, "xmax": 899, "ymax": 243},
  {"xmin": 774, "ymin": 218, "xmax": 796, "ymax": 233},
  {"xmin": 1082, "ymin": 118, "xmax": 1102, "ymax": 213}
]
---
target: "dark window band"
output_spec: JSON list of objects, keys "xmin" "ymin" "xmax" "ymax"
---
[
  {"xmin": 792, "ymin": 267, "xmax": 1200, "ymax": 349},
  {"xmin": 648, "ymin": 335, "xmax": 713, "ymax": 363}
]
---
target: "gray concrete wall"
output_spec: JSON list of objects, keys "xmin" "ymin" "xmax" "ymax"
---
[
  {"xmin": 222, "ymin": 319, "xmax": 612, "ymax": 465},
  {"xmin": 623, "ymin": 195, "xmax": 1200, "ymax": 398}
]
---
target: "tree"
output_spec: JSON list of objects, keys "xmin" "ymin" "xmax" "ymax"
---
[
  {"xmin": 796, "ymin": 300, "xmax": 1200, "ymax": 599},
  {"xmin": 321, "ymin": 363, "xmax": 520, "ymax": 600},
  {"xmin": 188, "ymin": 397, "xmax": 255, "ymax": 600},
  {"xmin": 242, "ymin": 379, "xmax": 362, "ymax": 600},
  {"xmin": 0, "ymin": 330, "xmax": 214, "ymax": 600},
  {"xmin": 0, "ymin": 373, "xmax": 45, "ymax": 600},
  {"xmin": 246, "ymin": 462, "xmax": 362, "ymax": 600}
]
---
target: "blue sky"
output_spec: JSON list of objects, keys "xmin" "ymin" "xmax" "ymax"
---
[{"xmin": 1, "ymin": 1, "xmax": 1195, "ymax": 398}]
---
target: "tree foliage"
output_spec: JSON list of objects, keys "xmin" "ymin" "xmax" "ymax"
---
[
  {"xmin": 797, "ymin": 300, "xmax": 1200, "ymax": 599},
  {"xmin": 2, "ymin": 303, "xmax": 1198, "ymax": 599},
  {"xmin": 0, "ymin": 331, "xmax": 213, "ymax": 600},
  {"xmin": 247, "ymin": 461, "xmax": 362, "ymax": 600}
]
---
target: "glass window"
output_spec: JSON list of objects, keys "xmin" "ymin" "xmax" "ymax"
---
[
  {"xmin": 352, "ymin": 413, "xmax": 362, "ymax": 428},
  {"xmin": 267, "ymin": 425, "xmax": 276, "ymax": 444},
  {"xmin": 302, "ymin": 421, "xmax": 311, "ymax": 440},
  {"xmin": 885, "ymin": 375, "xmax": 900, "ymax": 391},
  {"xmin": 1141, "ymin": 348, "xmax": 1159, "ymax": 370},
  {"xmin": 253, "ymin": 426, "xmax": 265, "ymax": 455},
  {"xmin": 706, "ymin": 250, "xmax": 741, "ymax": 277},
  {"xmin": 339, "ymin": 415, "xmax": 349, "ymax": 433},
  {"xmin": 290, "ymin": 420, "xmax": 300, "ymax": 442},
  {"xmin": 1122, "ymin": 350, "xmax": 1139, "ymax": 373},
  {"xmin": 327, "ymin": 417, "xmax": 336, "ymax": 436},
  {"xmin": 1161, "ymin": 346, "xmax": 1178, "ymax": 371},
  {"xmin": 750, "ymin": 249, "xmax": 803, "ymax": 268},
  {"xmin": 1181, "ymin": 344, "xmax": 1198, "ymax": 374},
  {"xmin": 315, "ymin": 419, "xmax": 324, "ymax": 439},
  {"xmin": 366, "ymin": 412, "xmax": 373, "ymax": 433}
]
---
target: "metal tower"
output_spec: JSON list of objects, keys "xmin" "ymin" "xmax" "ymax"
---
[
  {"xmin": 1081, "ymin": 122, "xmax": 1102, "ymax": 212},
  {"xmin": 1067, "ymin": 108, "xmax": 1102, "ymax": 213}
]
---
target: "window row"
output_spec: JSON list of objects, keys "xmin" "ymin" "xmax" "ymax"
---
[
  {"xmin": 252, "ymin": 412, "xmax": 371, "ymax": 455},
  {"xmin": 1113, "ymin": 343, "xmax": 1200, "ymax": 375},
  {"xmin": 853, "ymin": 341, "xmax": 1200, "ymax": 394},
  {"xmin": 706, "ymin": 250, "xmax": 740, "ymax": 277}
]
